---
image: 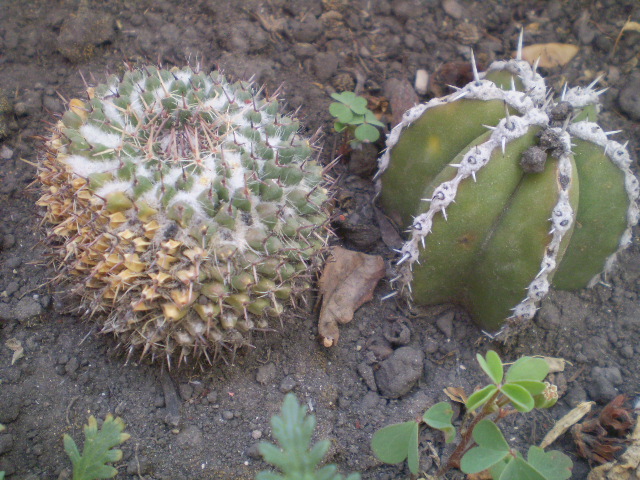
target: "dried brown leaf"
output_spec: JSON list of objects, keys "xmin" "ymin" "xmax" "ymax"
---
[
  {"xmin": 621, "ymin": 21, "xmax": 640, "ymax": 33},
  {"xmin": 520, "ymin": 43, "xmax": 579, "ymax": 68},
  {"xmin": 543, "ymin": 356, "xmax": 566, "ymax": 373},
  {"xmin": 318, "ymin": 247, "xmax": 385, "ymax": 347},
  {"xmin": 444, "ymin": 387, "xmax": 468, "ymax": 404},
  {"xmin": 5, "ymin": 338, "xmax": 24, "ymax": 365},
  {"xmin": 540, "ymin": 401, "xmax": 594, "ymax": 448},
  {"xmin": 588, "ymin": 418, "xmax": 640, "ymax": 480}
]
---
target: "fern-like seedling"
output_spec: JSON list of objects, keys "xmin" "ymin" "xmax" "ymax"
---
[
  {"xmin": 257, "ymin": 393, "xmax": 361, "ymax": 480},
  {"xmin": 63, "ymin": 414, "xmax": 130, "ymax": 480}
]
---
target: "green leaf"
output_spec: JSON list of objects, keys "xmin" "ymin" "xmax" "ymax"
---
[
  {"xmin": 509, "ymin": 380, "xmax": 547, "ymax": 396},
  {"xmin": 465, "ymin": 384, "xmax": 498, "ymax": 412},
  {"xmin": 407, "ymin": 422, "xmax": 420, "ymax": 474},
  {"xmin": 501, "ymin": 383, "xmax": 535, "ymax": 412},
  {"xmin": 423, "ymin": 402, "xmax": 456, "ymax": 443},
  {"xmin": 258, "ymin": 393, "xmax": 360, "ymax": 480},
  {"xmin": 364, "ymin": 110, "xmax": 385, "ymax": 126},
  {"xmin": 477, "ymin": 351, "xmax": 504, "ymax": 384},
  {"xmin": 331, "ymin": 91, "xmax": 357, "ymax": 104},
  {"xmin": 64, "ymin": 414, "xmax": 130, "ymax": 480},
  {"xmin": 354, "ymin": 123, "xmax": 380, "ymax": 143},
  {"xmin": 499, "ymin": 456, "xmax": 546, "ymax": 480},
  {"xmin": 527, "ymin": 446, "xmax": 573, "ymax": 480},
  {"xmin": 371, "ymin": 420, "xmax": 419, "ymax": 465},
  {"xmin": 334, "ymin": 121, "xmax": 348, "ymax": 133},
  {"xmin": 348, "ymin": 114, "xmax": 366, "ymax": 125},
  {"xmin": 488, "ymin": 457, "xmax": 511, "ymax": 479},
  {"xmin": 329, "ymin": 103, "xmax": 355, "ymax": 123},
  {"xmin": 460, "ymin": 420, "xmax": 510, "ymax": 474},
  {"xmin": 349, "ymin": 96, "xmax": 368, "ymax": 115},
  {"xmin": 505, "ymin": 357, "xmax": 549, "ymax": 383}
]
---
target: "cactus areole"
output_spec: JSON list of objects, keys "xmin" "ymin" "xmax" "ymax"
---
[
  {"xmin": 377, "ymin": 45, "xmax": 639, "ymax": 333},
  {"xmin": 38, "ymin": 66, "xmax": 330, "ymax": 366}
]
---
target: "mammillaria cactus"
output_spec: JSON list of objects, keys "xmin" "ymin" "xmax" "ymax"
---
[
  {"xmin": 377, "ymin": 36, "xmax": 639, "ymax": 333},
  {"xmin": 37, "ymin": 66, "xmax": 330, "ymax": 365}
]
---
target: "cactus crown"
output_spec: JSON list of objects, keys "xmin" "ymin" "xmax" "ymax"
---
[
  {"xmin": 377, "ymin": 33, "xmax": 639, "ymax": 333},
  {"xmin": 38, "ymin": 65, "xmax": 330, "ymax": 366}
]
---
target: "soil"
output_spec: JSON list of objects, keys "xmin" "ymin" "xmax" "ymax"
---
[{"xmin": 0, "ymin": 0, "xmax": 639, "ymax": 479}]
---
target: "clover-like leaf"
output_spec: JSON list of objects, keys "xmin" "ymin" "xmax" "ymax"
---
[
  {"xmin": 499, "ymin": 456, "xmax": 547, "ymax": 480},
  {"xmin": 63, "ymin": 414, "xmax": 130, "ymax": 480},
  {"xmin": 354, "ymin": 123, "xmax": 380, "ymax": 143},
  {"xmin": 465, "ymin": 384, "xmax": 498, "ymax": 412},
  {"xmin": 334, "ymin": 121, "xmax": 348, "ymax": 133},
  {"xmin": 460, "ymin": 420, "xmax": 510, "ymax": 474},
  {"xmin": 258, "ymin": 394, "xmax": 361, "ymax": 480},
  {"xmin": 371, "ymin": 420, "xmax": 419, "ymax": 470},
  {"xmin": 329, "ymin": 103, "xmax": 355, "ymax": 124},
  {"xmin": 477, "ymin": 350, "xmax": 504, "ymax": 384},
  {"xmin": 501, "ymin": 383, "xmax": 535, "ymax": 412},
  {"xmin": 505, "ymin": 357, "xmax": 549, "ymax": 383},
  {"xmin": 349, "ymin": 96, "xmax": 369, "ymax": 115},
  {"xmin": 509, "ymin": 380, "xmax": 547, "ymax": 396},
  {"xmin": 364, "ymin": 110, "xmax": 385, "ymax": 127},
  {"xmin": 526, "ymin": 446, "xmax": 572, "ymax": 480},
  {"xmin": 423, "ymin": 402, "xmax": 456, "ymax": 443}
]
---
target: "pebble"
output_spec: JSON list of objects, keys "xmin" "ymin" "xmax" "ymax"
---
[
  {"xmin": 374, "ymin": 346, "xmax": 424, "ymax": 398},
  {"xmin": 256, "ymin": 362, "xmax": 277, "ymax": 385},
  {"xmin": 312, "ymin": 52, "xmax": 339, "ymax": 82},
  {"xmin": 435, "ymin": 311, "xmax": 454, "ymax": 338},
  {"xmin": 206, "ymin": 390, "xmax": 218, "ymax": 403},
  {"xmin": 43, "ymin": 95, "xmax": 64, "ymax": 114},
  {"xmin": 383, "ymin": 321, "xmax": 411, "ymax": 346},
  {"xmin": 5, "ymin": 257, "xmax": 21, "ymax": 269},
  {"xmin": 618, "ymin": 74, "xmax": 640, "ymax": 121},
  {"xmin": 290, "ymin": 16, "xmax": 323, "ymax": 43},
  {"xmin": 279, "ymin": 375, "xmax": 297, "ymax": 393},
  {"xmin": 179, "ymin": 383, "xmax": 194, "ymax": 401},
  {"xmin": 2, "ymin": 234, "xmax": 15, "ymax": 250},
  {"xmin": 65, "ymin": 357, "xmax": 79, "ymax": 375},
  {"xmin": 356, "ymin": 362, "xmax": 377, "ymax": 391},
  {"xmin": 0, "ymin": 145, "xmax": 13, "ymax": 159},
  {"xmin": 588, "ymin": 366, "xmax": 622, "ymax": 403},
  {"xmin": 0, "ymin": 297, "xmax": 43, "ymax": 322},
  {"xmin": 563, "ymin": 385, "xmax": 587, "ymax": 408},
  {"xmin": 4, "ymin": 282, "xmax": 19, "ymax": 297},
  {"xmin": 442, "ymin": 0, "xmax": 464, "ymax": 19},
  {"xmin": 536, "ymin": 301, "xmax": 562, "ymax": 329},
  {"xmin": 222, "ymin": 410, "xmax": 234, "ymax": 420},
  {"xmin": 414, "ymin": 69, "xmax": 429, "ymax": 95},
  {"xmin": 293, "ymin": 43, "xmax": 318, "ymax": 59},
  {"xmin": 251, "ymin": 430, "xmax": 262, "ymax": 440},
  {"xmin": 360, "ymin": 390, "xmax": 383, "ymax": 411}
]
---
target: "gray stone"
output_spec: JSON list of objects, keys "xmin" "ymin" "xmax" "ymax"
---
[
  {"xmin": 360, "ymin": 391, "xmax": 383, "ymax": 411},
  {"xmin": 178, "ymin": 383, "xmax": 194, "ymax": 401},
  {"xmin": 222, "ymin": 410, "xmax": 234, "ymax": 420},
  {"xmin": 312, "ymin": 52, "xmax": 339, "ymax": 82},
  {"xmin": 290, "ymin": 16, "xmax": 323, "ymax": 43},
  {"xmin": 279, "ymin": 375, "xmax": 297, "ymax": 393},
  {"xmin": 618, "ymin": 75, "xmax": 640, "ymax": 121},
  {"xmin": 442, "ymin": 0, "xmax": 464, "ymax": 19},
  {"xmin": 375, "ymin": 347, "xmax": 424, "ymax": 398},
  {"xmin": 588, "ymin": 367, "xmax": 622, "ymax": 403},
  {"xmin": 256, "ymin": 363, "xmax": 277, "ymax": 385},
  {"xmin": 435, "ymin": 311, "xmax": 454, "ymax": 338},
  {"xmin": 5, "ymin": 257, "xmax": 21, "ymax": 269},
  {"xmin": 563, "ymin": 385, "xmax": 587, "ymax": 407},
  {"xmin": 356, "ymin": 362, "xmax": 377, "ymax": 391}
]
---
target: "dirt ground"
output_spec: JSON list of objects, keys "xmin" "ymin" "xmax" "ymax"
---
[{"xmin": 0, "ymin": 0, "xmax": 639, "ymax": 479}]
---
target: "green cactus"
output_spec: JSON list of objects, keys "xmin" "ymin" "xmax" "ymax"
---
[
  {"xmin": 377, "ymin": 36, "xmax": 639, "ymax": 333},
  {"xmin": 37, "ymin": 66, "xmax": 330, "ymax": 365}
]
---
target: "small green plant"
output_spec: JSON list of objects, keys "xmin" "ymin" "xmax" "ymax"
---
[
  {"xmin": 371, "ymin": 351, "xmax": 572, "ymax": 479},
  {"xmin": 64, "ymin": 414, "xmax": 130, "ymax": 480},
  {"xmin": 257, "ymin": 393, "xmax": 361, "ymax": 480},
  {"xmin": 329, "ymin": 91, "xmax": 384, "ymax": 148}
]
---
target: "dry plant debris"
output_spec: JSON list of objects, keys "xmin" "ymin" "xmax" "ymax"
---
[
  {"xmin": 520, "ymin": 43, "xmax": 579, "ymax": 68},
  {"xmin": 318, "ymin": 246, "xmax": 385, "ymax": 347}
]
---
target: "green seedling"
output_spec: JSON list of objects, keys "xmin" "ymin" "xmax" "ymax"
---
[
  {"xmin": 257, "ymin": 393, "xmax": 361, "ymax": 480},
  {"xmin": 329, "ymin": 91, "xmax": 384, "ymax": 148},
  {"xmin": 64, "ymin": 415, "xmax": 130, "ymax": 480},
  {"xmin": 371, "ymin": 351, "xmax": 572, "ymax": 479}
]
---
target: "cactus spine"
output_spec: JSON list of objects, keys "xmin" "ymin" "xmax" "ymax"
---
[
  {"xmin": 377, "ymin": 36, "xmax": 639, "ymax": 333},
  {"xmin": 37, "ymin": 66, "xmax": 330, "ymax": 365}
]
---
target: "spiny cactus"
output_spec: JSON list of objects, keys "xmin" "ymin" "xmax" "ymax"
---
[
  {"xmin": 377, "ymin": 34, "xmax": 639, "ymax": 333},
  {"xmin": 37, "ymin": 65, "xmax": 330, "ymax": 366}
]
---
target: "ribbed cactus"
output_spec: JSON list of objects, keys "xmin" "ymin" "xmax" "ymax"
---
[
  {"xmin": 377, "ymin": 37, "xmax": 639, "ymax": 333},
  {"xmin": 37, "ymin": 66, "xmax": 330, "ymax": 365}
]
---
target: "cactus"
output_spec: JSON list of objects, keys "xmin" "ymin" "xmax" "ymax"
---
[
  {"xmin": 377, "ymin": 35, "xmax": 639, "ymax": 333},
  {"xmin": 37, "ymin": 66, "xmax": 330, "ymax": 365}
]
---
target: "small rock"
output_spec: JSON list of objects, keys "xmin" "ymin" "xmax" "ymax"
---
[
  {"xmin": 57, "ymin": 3, "xmax": 114, "ymax": 62},
  {"xmin": 4, "ymin": 282, "xmax": 19, "ymax": 297},
  {"xmin": 2, "ymin": 234, "xmax": 15, "ymax": 250},
  {"xmin": 251, "ymin": 430, "xmax": 262, "ymax": 440},
  {"xmin": 206, "ymin": 390, "xmax": 218, "ymax": 403},
  {"xmin": 43, "ymin": 95, "xmax": 64, "ymax": 114},
  {"xmin": 574, "ymin": 12, "xmax": 596, "ymax": 45},
  {"xmin": 279, "ymin": 375, "xmax": 297, "ymax": 393},
  {"xmin": 442, "ymin": 0, "xmax": 464, "ymax": 19},
  {"xmin": 383, "ymin": 320, "xmax": 411, "ymax": 346},
  {"xmin": 414, "ymin": 69, "xmax": 429, "ymax": 95},
  {"xmin": 256, "ymin": 362, "xmax": 277, "ymax": 385},
  {"xmin": 620, "ymin": 345, "xmax": 634, "ymax": 359},
  {"xmin": 356, "ymin": 362, "xmax": 377, "ymax": 391},
  {"xmin": 588, "ymin": 366, "xmax": 622, "ymax": 403},
  {"xmin": 0, "ymin": 145, "xmax": 13, "ymax": 159},
  {"xmin": 222, "ymin": 410, "xmax": 234, "ymax": 420},
  {"xmin": 10, "ymin": 297, "xmax": 43, "ymax": 321},
  {"xmin": 348, "ymin": 143, "xmax": 379, "ymax": 177},
  {"xmin": 179, "ymin": 383, "xmax": 194, "ymax": 401},
  {"xmin": 360, "ymin": 391, "xmax": 383, "ymax": 411},
  {"xmin": 536, "ymin": 301, "xmax": 562, "ymax": 329},
  {"xmin": 375, "ymin": 347, "xmax": 424, "ymax": 398},
  {"xmin": 391, "ymin": 1, "xmax": 414, "ymax": 23},
  {"xmin": 563, "ymin": 385, "xmax": 587, "ymax": 408},
  {"xmin": 618, "ymin": 74, "xmax": 640, "ymax": 122},
  {"xmin": 312, "ymin": 52, "xmax": 339, "ymax": 82},
  {"xmin": 65, "ymin": 357, "xmax": 79, "ymax": 375},
  {"xmin": 435, "ymin": 311, "xmax": 454, "ymax": 338},
  {"xmin": 5, "ymin": 257, "xmax": 21, "ymax": 269},
  {"xmin": 290, "ymin": 16, "xmax": 323, "ymax": 43}
]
